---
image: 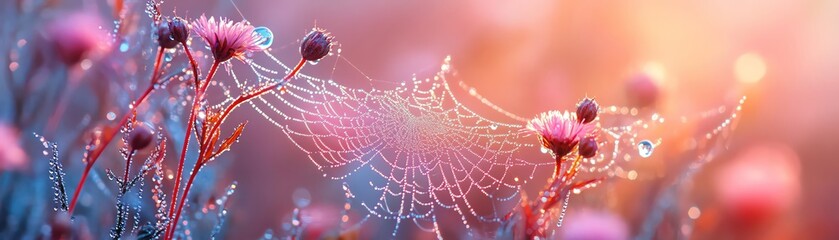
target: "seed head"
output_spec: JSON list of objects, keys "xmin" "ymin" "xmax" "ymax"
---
[
  {"xmin": 576, "ymin": 98, "xmax": 599, "ymax": 124},
  {"xmin": 578, "ymin": 137, "xmax": 598, "ymax": 158},
  {"xmin": 129, "ymin": 122, "xmax": 155, "ymax": 150},
  {"xmin": 300, "ymin": 29, "xmax": 334, "ymax": 62}
]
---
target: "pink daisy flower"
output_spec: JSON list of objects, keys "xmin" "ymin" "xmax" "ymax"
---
[
  {"xmin": 526, "ymin": 110, "xmax": 595, "ymax": 158},
  {"xmin": 191, "ymin": 15, "xmax": 264, "ymax": 62}
]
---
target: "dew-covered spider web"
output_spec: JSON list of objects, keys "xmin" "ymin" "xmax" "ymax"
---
[{"xmin": 211, "ymin": 44, "xmax": 742, "ymax": 237}]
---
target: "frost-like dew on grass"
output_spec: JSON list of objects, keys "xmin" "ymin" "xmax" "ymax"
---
[{"xmin": 222, "ymin": 51, "xmax": 699, "ymax": 236}]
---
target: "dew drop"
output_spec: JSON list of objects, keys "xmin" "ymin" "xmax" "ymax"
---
[
  {"xmin": 119, "ymin": 41, "xmax": 129, "ymax": 52},
  {"xmin": 637, "ymin": 140, "xmax": 655, "ymax": 158},
  {"xmin": 107, "ymin": 112, "xmax": 116, "ymax": 120},
  {"xmin": 489, "ymin": 124, "xmax": 498, "ymax": 130},
  {"xmin": 253, "ymin": 27, "xmax": 274, "ymax": 50},
  {"xmin": 164, "ymin": 52, "xmax": 173, "ymax": 62}
]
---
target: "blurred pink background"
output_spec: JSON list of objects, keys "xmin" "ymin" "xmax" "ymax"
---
[{"xmin": 153, "ymin": 0, "xmax": 839, "ymax": 238}]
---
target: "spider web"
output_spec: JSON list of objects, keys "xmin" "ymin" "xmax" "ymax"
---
[{"xmin": 221, "ymin": 52, "xmax": 663, "ymax": 237}]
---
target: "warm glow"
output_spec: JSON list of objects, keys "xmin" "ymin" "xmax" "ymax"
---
[
  {"xmin": 642, "ymin": 62, "xmax": 667, "ymax": 85},
  {"xmin": 735, "ymin": 52, "xmax": 767, "ymax": 84}
]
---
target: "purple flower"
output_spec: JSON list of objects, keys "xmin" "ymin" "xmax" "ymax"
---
[{"xmin": 192, "ymin": 15, "xmax": 263, "ymax": 62}]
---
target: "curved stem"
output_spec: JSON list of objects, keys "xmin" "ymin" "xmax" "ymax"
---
[
  {"xmin": 67, "ymin": 47, "xmax": 164, "ymax": 215},
  {"xmin": 201, "ymin": 58, "xmax": 305, "ymax": 153},
  {"xmin": 181, "ymin": 42, "xmax": 201, "ymax": 88},
  {"xmin": 164, "ymin": 61, "xmax": 220, "ymax": 239}
]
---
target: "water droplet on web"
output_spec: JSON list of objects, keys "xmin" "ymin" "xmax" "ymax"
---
[
  {"xmin": 292, "ymin": 188, "xmax": 311, "ymax": 208},
  {"xmin": 489, "ymin": 124, "xmax": 498, "ymax": 130},
  {"xmin": 119, "ymin": 41, "xmax": 129, "ymax": 52},
  {"xmin": 638, "ymin": 140, "xmax": 655, "ymax": 158},
  {"xmin": 164, "ymin": 52, "xmax": 173, "ymax": 62},
  {"xmin": 253, "ymin": 27, "xmax": 274, "ymax": 50},
  {"xmin": 540, "ymin": 147, "xmax": 549, "ymax": 154}
]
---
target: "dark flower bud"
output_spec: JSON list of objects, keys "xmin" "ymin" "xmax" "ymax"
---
[
  {"xmin": 169, "ymin": 17, "xmax": 190, "ymax": 44},
  {"xmin": 300, "ymin": 29, "xmax": 334, "ymax": 62},
  {"xmin": 129, "ymin": 122, "xmax": 155, "ymax": 150},
  {"xmin": 578, "ymin": 137, "xmax": 598, "ymax": 158},
  {"xmin": 576, "ymin": 98, "xmax": 599, "ymax": 124},
  {"xmin": 157, "ymin": 21, "xmax": 179, "ymax": 49}
]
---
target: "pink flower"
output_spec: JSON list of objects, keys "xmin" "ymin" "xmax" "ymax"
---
[
  {"xmin": 561, "ymin": 209, "xmax": 629, "ymax": 240},
  {"xmin": 43, "ymin": 12, "xmax": 108, "ymax": 65},
  {"xmin": 0, "ymin": 124, "xmax": 27, "ymax": 171},
  {"xmin": 191, "ymin": 15, "xmax": 264, "ymax": 62},
  {"xmin": 526, "ymin": 110, "xmax": 594, "ymax": 157}
]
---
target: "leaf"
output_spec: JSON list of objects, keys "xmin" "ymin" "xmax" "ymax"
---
[
  {"xmin": 218, "ymin": 121, "xmax": 247, "ymax": 154},
  {"xmin": 207, "ymin": 121, "xmax": 248, "ymax": 162},
  {"xmin": 202, "ymin": 127, "xmax": 221, "ymax": 164}
]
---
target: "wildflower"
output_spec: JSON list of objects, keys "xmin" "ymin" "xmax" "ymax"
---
[
  {"xmin": 578, "ymin": 137, "xmax": 598, "ymax": 158},
  {"xmin": 129, "ymin": 122, "xmax": 155, "ymax": 150},
  {"xmin": 526, "ymin": 111, "xmax": 594, "ymax": 158},
  {"xmin": 169, "ymin": 17, "xmax": 190, "ymax": 44},
  {"xmin": 191, "ymin": 15, "xmax": 263, "ymax": 62},
  {"xmin": 300, "ymin": 29, "xmax": 334, "ymax": 62},
  {"xmin": 156, "ymin": 20, "xmax": 179, "ymax": 49},
  {"xmin": 575, "ymin": 98, "xmax": 598, "ymax": 124},
  {"xmin": 44, "ymin": 13, "xmax": 107, "ymax": 65},
  {"xmin": 715, "ymin": 144, "xmax": 800, "ymax": 227}
]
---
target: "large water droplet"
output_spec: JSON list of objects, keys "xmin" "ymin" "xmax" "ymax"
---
[
  {"xmin": 489, "ymin": 124, "xmax": 498, "ymax": 130},
  {"xmin": 637, "ymin": 140, "xmax": 655, "ymax": 158},
  {"xmin": 119, "ymin": 41, "xmax": 129, "ymax": 52},
  {"xmin": 253, "ymin": 27, "xmax": 274, "ymax": 50}
]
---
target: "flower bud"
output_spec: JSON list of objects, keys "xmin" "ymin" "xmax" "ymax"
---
[
  {"xmin": 300, "ymin": 29, "xmax": 333, "ymax": 62},
  {"xmin": 169, "ymin": 17, "xmax": 190, "ymax": 44},
  {"xmin": 576, "ymin": 98, "xmax": 598, "ymax": 124},
  {"xmin": 157, "ymin": 21, "xmax": 179, "ymax": 49},
  {"xmin": 578, "ymin": 137, "xmax": 598, "ymax": 158},
  {"xmin": 129, "ymin": 122, "xmax": 155, "ymax": 150}
]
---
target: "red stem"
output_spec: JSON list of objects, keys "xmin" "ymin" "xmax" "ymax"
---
[
  {"xmin": 201, "ymin": 58, "xmax": 305, "ymax": 152},
  {"xmin": 168, "ymin": 58, "xmax": 305, "ymax": 239},
  {"xmin": 67, "ymin": 47, "xmax": 164, "ymax": 214},
  {"xmin": 166, "ymin": 162, "xmax": 201, "ymax": 240},
  {"xmin": 182, "ymin": 42, "xmax": 201, "ymax": 88},
  {"xmin": 164, "ymin": 61, "xmax": 220, "ymax": 240}
]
